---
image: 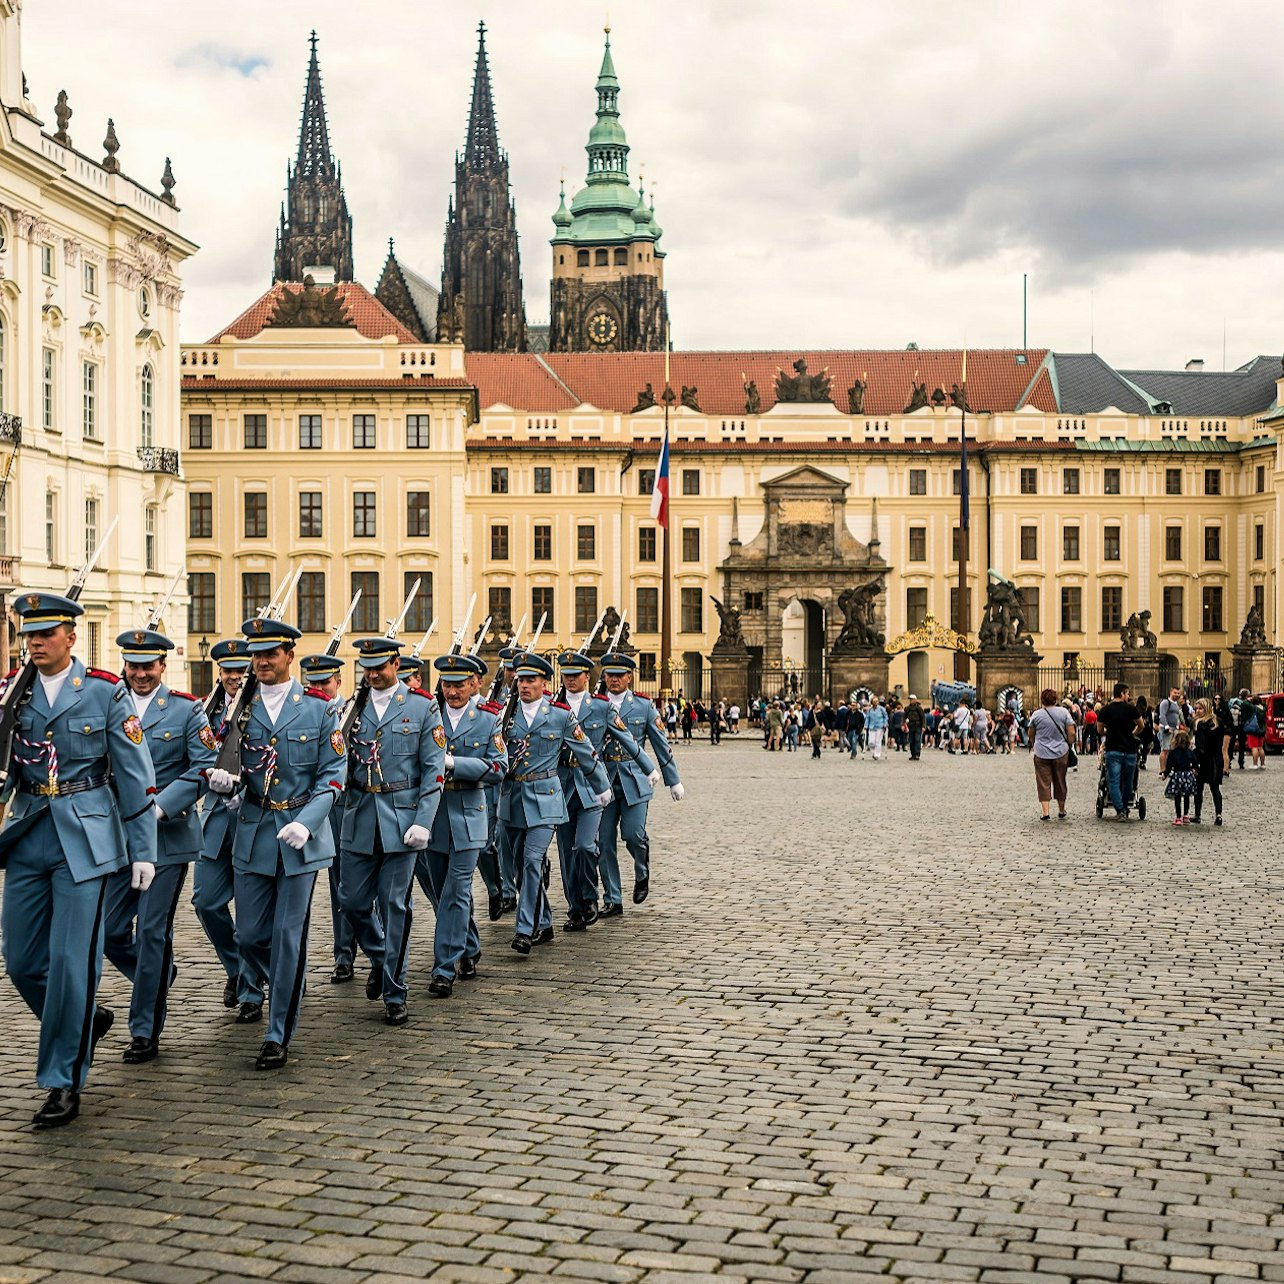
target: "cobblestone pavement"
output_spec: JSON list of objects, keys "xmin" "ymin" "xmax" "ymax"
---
[{"xmin": 1, "ymin": 739, "xmax": 1282, "ymax": 1284}]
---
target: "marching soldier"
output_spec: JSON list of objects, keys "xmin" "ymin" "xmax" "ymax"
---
[
  {"xmin": 399, "ymin": 655, "xmax": 424, "ymax": 691},
  {"xmin": 0, "ymin": 593, "xmax": 157, "ymax": 1128},
  {"xmin": 193, "ymin": 639, "xmax": 250, "ymax": 1008},
  {"xmin": 299, "ymin": 651, "xmax": 368, "ymax": 986},
  {"xmin": 554, "ymin": 649, "xmax": 657, "ymax": 930},
  {"xmin": 421, "ymin": 653, "xmax": 506, "ymax": 996},
  {"xmin": 339, "ymin": 636, "xmax": 445, "ymax": 1025},
  {"xmin": 477, "ymin": 646, "xmax": 518, "ymax": 920},
  {"xmin": 204, "ymin": 618, "xmax": 346, "ymax": 1070},
  {"xmin": 595, "ymin": 652, "xmax": 684, "ymax": 915},
  {"xmin": 103, "ymin": 628, "xmax": 215, "ymax": 1064},
  {"xmin": 499, "ymin": 653, "xmax": 611, "ymax": 954}
]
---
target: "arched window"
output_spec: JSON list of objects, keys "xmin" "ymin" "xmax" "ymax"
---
[
  {"xmin": 577, "ymin": 250, "xmax": 589, "ymax": 268},
  {"xmin": 140, "ymin": 363, "xmax": 154, "ymax": 448},
  {"xmin": 594, "ymin": 249, "xmax": 608, "ymax": 266}
]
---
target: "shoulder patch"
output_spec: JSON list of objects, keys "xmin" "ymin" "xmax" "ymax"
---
[
  {"xmin": 593, "ymin": 692, "xmax": 610, "ymax": 701},
  {"xmin": 479, "ymin": 700, "xmax": 502, "ymax": 714},
  {"xmin": 87, "ymin": 667, "xmax": 120, "ymax": 684},
  {"xmin": 410, "ymin": 687, "xmax": 435, "ymax": 703},
  {"xmin": 551, "ymin": 700, "xmax": 571, "ymax": 712},
  {"xmin": 304, "ymin": 686, "xmax": 331, "ymax": 701},
  {"xmin": 170, "ymin": 690, "xmax": 198, "ymax": 702},
  {"xmin": 632, "ymin": 692, "xmax": 653, "ymax": 703}
]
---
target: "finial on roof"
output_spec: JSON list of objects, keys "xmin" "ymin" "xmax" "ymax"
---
[
  {"xmin": 160, "ymin": 156, "xmax": 176, "ymax": 207},
  {"xmin": 53, "ymin": 89, "xmax": 71, "ymax": 146},
  {"xmin": 388, "ymin": 236, "xmax": 395, "ymax": 255},
  {"xmin": 102, "ymin": 118, "xmax": 120, "ymax": 173},
  {"xmin": 309, "ymin": 29, "xmax": 318, "ymax": 54}
]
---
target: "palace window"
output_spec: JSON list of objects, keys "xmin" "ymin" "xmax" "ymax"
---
[
  {"xmin": 298, "ymin": 491, "xmax": 323, "ymax": 538},
  {"xmin": 909, "ymin": 469, "xmax": 926, "ymax": 496},
  {"xmin": 188, "ymin": 413, "xmax": 211, "ymax": 449},
  {"xmin": 188, "ymin": 573, "xmax": 215, "ymax": 633},
  {"xmin": 490, "ymin": 467, "xmax": 509, "ymax": 494},
  {"xmin": 577, "ymin": 250, "xmax": 589, "ymax": 267},
  {"xmin": 1060, "ymin": 586, "xmax": 1082, "ymax": 633},
  {"xmin": 1165, "ymin": 526, "xmax": 1182, "ymax": 560},
  {"xmin": 487, "ymin": 587, "xmax": 511, "ymax": 630},
  {"xmin": 595, "ymin": 249, "xmax": 608, "ymax": 266},
  {"xmin": 948, "ymin": 587, "xmax": 972, "ymax": 633},
  {"xmin": 906, "ymin": 587, "xmax": 927, "ymax": 629},
  {"xmin": 636, "ymin": 587, "xmax": 659, "ymax": 633},
  {"xmin": 1019, "ymin": 467, "xmax": 1038, "ymax": 495},
  {"xmin": 1256, "ymin": 465, "xmax": 1266, "ymax": 493},
  {"xmin": 1204, "ymin": 467, "xmax": 1221, "ymax": 496},
  {"xmin": 144, "ymin": 506, "xmax": 157, "ymax": 572},
  {"xmin": 1103, "ymin": 525, "xmax": 1120, "ymax": 561},
  {"xmin": 681, "ymin": 527, "xmax": 700, "ymax": 562},
  {"xmin": 83, "ymin": 261, "xmax": 98, "ymax": 295},
  {"xmin": 639, "ymin": 468, "xmax": 655, "ymax": 494},
  {"xmin": 189, "ymin": 492, "xmax": 212, "ymax": 539},
  {"xmin": 908, "ymin": 526, "xmax": 927, "ymax": 561},
  {"xmin": 531, "ymin": 586, "xmax": 554, "ymax": 631},
  {"xmin": 244, "ymin": 414, "xmax": 267, "ymax": 448},
  {"xmin": 1062, "ymin": 525, "xmax": 1080, "ymax": 560},
  {"xmin": 574, "ymin": 586, "xmax": 599, "ymax": 634},
  {"xmin": 1062, "ymin": 467, "xmax": 1080, "ymax": 495},
  {"xmin": 404, "ymin": 572, "xmax": 432, "ymax": 633},
  {"xmin": 679, "ymin": 588, "xmax": 703, "ymax": 634},
  {"xmin": 951, "ymin": 526, "xmax": 962, "ymax": 561},
  {"xmin": 534, "ymin": 466, "xmax": 552, "ymax": 494},
  {"xmin": 639, "ymin": 653, "xmax": 657, "ymax": 682},
  {"xmin": 82, "ymin": 361, "xmax": 98, "ymax": 439},
  {"xmin": 353, "ymin": 414, "xmax": 376, "ymax": 449},
  {"xmin": 40, "ymin": 242, "xmax": 54, "ymax": 277},
  {"xmin": 1104, "ymin": 467, "xmax": 1121, "ymax": 495},
  {"xmin": 296, "ymin": 572, "xmax": 326, "ymax": 633},
  {"xmin": 614, "ymin": 248, "xmax": 628, "ymax": 265},
  {"xmin": 1254, "ymin": 523, "xmax": 1264, "ymax": 561},
  {"xmin": 42, "ymin": 348, "xmax": 56, "ymax": 430},
  {"xmin": 1204, "ymin": 525, "xmax": 1221, "ymax": 561},
  {"xmin": 577, "ymin": 524, "xmax": 596, "ymax": 560},
  {"xmin": 682, "ymin": 469, "xmax": 700, "ymax": 496},
  {"xmin": 1162, "ymin": 586, "xmax": 1184, "ymax": 632},
  {"xmin": 1202, "ymin": 585, "xmax": 1223, "ymax": 633},
  {"xmin": 743, "ymin": 591, "xmax": 764, "ymax": 611},
  {"xmin": 407, "ymin": 414, "xmax": 431, "ymax": 448},
  {"xmin": 1101, "ymin": 586, "xmax": 1122, "ymax": 633},
  {"xmin": 242, "ymin": 572, "xmax": 271, "ymax": 620},
  {"xmin": 45, "ymin": 490, "xmax": 57, "ymax": 564},
  {"xmin": 351, "ymin": 573, "xmax": 380, "ymax": 632},
  {"xmin": 638, "ymin": 527, "xmax": 656, "ymax": 562},
  {"xmin": 491, "ymin": 524, "xmax": 509, "ymax": 560},
  {"xmin": 1165, "ymin": 468, "xmax": 1182, "ymax": 495},
  {"xmin": 577, "ymin": 466, "xmax": 596, "ymax": 494},
  {"xmin": 352, "ymin": 491, "xmax": 376, "ymax": 538},
  {"xmin": 533, "ymin": 524, "xmax": 552, "ymax": 560},
  {"xmin": 299, "ymin": 414, "xmax": 322, "ymax": 449},
  {"xmin": 1022, "ymin": 586, "xmax": 1040, "ymax": 633},
  {"xmin": 244, "ymin": 492, "xmax": 267, "ymax": 539},
  {"xmin": 140, "ymin": 364, "xmax": 154, "ymax": 449},
  {"xmin": 1020, "ymin": 526, "xmax": 1038, "ymax": 560},
  {"xmin": 1253, "ymin": 584, "xmax": 1265, "ymax": 618},
  {"xmin": 406, "ymin": 491, "xmax": 430, "ymax": 537}
]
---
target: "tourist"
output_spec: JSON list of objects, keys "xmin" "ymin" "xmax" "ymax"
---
[
  {"xmin": 1163, "ymin": 730, "xmax": 1197, "ymax": 824},
  {"xmin": 949, "ymin": 701, "xmax": 971, "ymax": 754},
  {"xmin": 728, "ymin": 702, "xmax": 740, "ymax": 734},
  {"xmin": 1029, "ymin": 688, "xmax": 1074, "ymax": 821},
  {"xmin": 972, "ymin": 704, "xmax": 991, "ymax": 754},
  {"xmin": 1156, "ymin": 687, "xmax": 1183, "ymax": 774},
  {"xmin": 1241, "ymin": 691, "xmax": 1267, "ymax": 769},
  {"xmin": 1191, "ymin": 698, "xmax": 1229, "ymax": 825},
  {"xmin": 1134, "ymin": 695, "xmax": 1154, "ymax": 770},
  {"xmin": 865, "ymin": 695, "xmax": 888, "ymax": 760},
  {"xmin": 846, "ymin": 699, "xmax": 864, "ymax": 759},
  {"xmin": 766, "ymin": 701, "xmax": 784, "ymax": 751},
  {"xmin": 905, "ymin": 695, "xmax": 925, "ymax": 761},
  {"xmin": 1100, "ymin": 682, "xmax": 1143, "ymax": 820}
]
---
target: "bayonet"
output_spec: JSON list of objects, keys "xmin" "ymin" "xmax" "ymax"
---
[
  {"xmin": 385, "ymin": 577, "xmax": 421, "ymax": 640},
  {"xmin": 580, "ymin": 607, "xmax": 608, "ymax": 656},
  {"xmin": 408, "ymin": 620, "xmax": 437, "ymax": 660},
  {"xmin": 323, "ymin": 589, "xmax": 363, "ymax": 658},
  {"xmin": 145, "ymin": 565, "xmax": 186, "ymax": 632},
  {"xmin": 469, "ymin": 616, "xmax": 492, "ymax": 657}
]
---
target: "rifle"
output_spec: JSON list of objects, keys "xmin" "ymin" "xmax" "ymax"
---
[
  {"xmin": 0, "ymin": 516, "xmax": 119, "ymax": 792},
  {"xmin": 485, "ymin": 612, "xmax": 527, "ymax": 704},
  {"xmin": 339, "ymin": 577, "xmax": 422, "ymax": 740},
  {"xmin": 595, "ymin": 610, "xmax": 628, "ymax": 695},
  {"xmin": 469, "ymin": 616, "xmax": 492, "ymax": 657},
  {"xmin": 499, "ymin": 611, "xmax": 547, "ymax": 738},
  {"xmin": 212, "ymin": 566, "xmax": 303, "ymax": 778},
  {"xmin": 432, "ymin": 592, "xmax": 476, "ymax": 708},
  {"xmin": 407, "ymin": 620, "xmax": 437, "ymax": 663},
  {"xmin": 554, "ymin": 606, "xmax": 607, "ymax": 704},
  {"xmin": 321, "ymin": 588, "xmax": 363, "ymax": 660}
]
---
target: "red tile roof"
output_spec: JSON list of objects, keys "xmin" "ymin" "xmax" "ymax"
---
[
  {"xmin": 208, "ymin": 282, "xmax": 420, "ymax": 344},
  {"xmin": 464, "ymin": 350, "xmax": 1055, "ymax": 417}
]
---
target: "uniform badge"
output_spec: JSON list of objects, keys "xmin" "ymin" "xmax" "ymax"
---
[
  {"xmin": 25, "ymin": 594, "xmax": 39, "ymax": 609},
  {"xmin": 227, "ymin": 641, "xmax": 239, "ymax": 654},
  {"xmin": 433, "ymin": 725, "xmax": 447, "ymax": 749},
  {"xmin": 493, "ymin": 733, "xmax": 506, "ymax": 754},
  {"xmin": 572, "ymin": 724, "xmax": 586, "ymax": 741},
  {"xmin": 133, "ymin": 631, "xmax": 146, "ymax": 644},
  {"xmin": 615, "ymin": 716, "xmax": 627, "ymax": 731},
  {"xmin": 252, "ymin": 620, "xmax": 264, "ymax": 634},
  {"xmin": 123, "ymin": 715, "xmax": 144, "ymax": 745},
  {"xmin": 330, "ymin": 730, "xmax": 345, "ymax": 756},
  {"xmin": 199, "ymin": 724, "xmax": 217, "ymax": 751}
]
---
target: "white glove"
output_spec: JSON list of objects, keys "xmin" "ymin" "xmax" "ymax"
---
[
  {"xmin": 206, "ymin": 768, "xmax": 236, "ymax": 795},
  {"xmin": 131, "ymin": 861, "xmax": 156, "ymax": 891},
  {"xmin": 595, "ymin": 789, "xmax": 614, "ymax": 807},
  {"xmin": 276, "ymin": 822, "xmax": 310, "ymax": 850},
  {"xmin": 403, "ymin": 824, "xmax": 430, "ymax": 849},
  {"xmin": 670, "ymin": 783, "xmax": 685, "ymax": 802},
  {"xmin": 152, "ymin": 803, "xmax": 166, "ymax": 821},
  {"xmin": 647, "ymin": 768, "xmax": 662, "ymax": 787},
  {"xmin": 226, "ymin": 795, "xmax": 242, "ymax": 814},
  {"xmin": 444, "ymin": 753, "xmax": 455, "ymax": 771}
]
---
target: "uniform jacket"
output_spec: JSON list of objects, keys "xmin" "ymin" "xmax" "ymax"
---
[
  {"xmin": 558, "ymin": 692, "xmax": 655, "ymax": 809},
  {"xmin": 603, "ymin": 691, "xmax": 680, "ymax": 806},
  {"xmin": 0, "ymin": 658, "xmax": 157, "ymax": 881},
  {"xmin": 341, "ymin": 681, "xmax": 446, "ymax": 855},
  {"xmin": 141, "ymin": 683, "xmax": 216, "ymax": 865},
  {"xmin": 429, "ymin": 701, "xmax": 508, "ymax": 852},
  {"xmin": 499, "ymin": 698, "xmax": 608, "ymax": 827},
  {"xmin": 231, "ymin": 679, "xmax": 347, "ymax": 875},
  {"xmin": 198, "ymin": 693, "xmax": 237, "ymax": 858}
]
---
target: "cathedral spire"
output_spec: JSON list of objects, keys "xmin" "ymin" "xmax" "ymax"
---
[
  {"xmin": 465, "ymin": 20, "xmax": 502, "ymax": 174},
  {"xmin": 295, "ymin": 30, "xmax": 334, "ymax": 179}
]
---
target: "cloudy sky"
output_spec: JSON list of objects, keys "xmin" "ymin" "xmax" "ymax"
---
[{"xmin": 20, "ymin": 1, "xmax": 1284, "ymax": 367}]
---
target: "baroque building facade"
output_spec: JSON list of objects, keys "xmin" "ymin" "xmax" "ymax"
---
[{"xmin": 0, "ymin": 0, "xmax": 195, "ymax": 669}]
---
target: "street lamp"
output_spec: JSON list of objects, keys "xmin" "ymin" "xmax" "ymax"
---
[{"xmin": 198, "ymin": 635, "xmax": 210, "ymax": 662}]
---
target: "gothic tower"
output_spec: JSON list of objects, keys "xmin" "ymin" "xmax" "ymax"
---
[
  {"xmin": 273, "ymin": 32, "xmax": 354, "ymax": 283},
  {"xmin": 549, "ymin": 28, "xmax": 667, "ymax": 354},
  {"xmin": 437, "ymin": 22, "xmax": 527, "ymax": 352}
]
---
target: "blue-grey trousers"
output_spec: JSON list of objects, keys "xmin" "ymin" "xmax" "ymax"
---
[
  {"xmin": 420, "ymin": 845, "xmax": 483, "ymax": 980},
  {"xmin": 192, "ymin": 833, "xmax": 242, "ymax": 992},
  {"xmin": 1, "ymin": 813, "xmax": 109, "ymax": 1091},
  {"xmin": 509, "ymin": 822, "xmax": 555, "ymax": 938},
  {"xmin": 597, "ymin": 787, "xmax": 650, "ymax": 907},
  {"xmin": 233, "ymin": 865, "xmax": 317, "ymax": 1047},
  {"xmin": 476, "ymin": 787, "xmax": 516, "ymax": 900},
  {"xmin": 340, "ymin": 839, "xmax": 415, "ymax": 1004},
  {"xmin": 104, "ymin": 862, "xmax": 189, "ymax": 1040},
  {"xmin": 556, "ymin": 797, "xmax": 603, "ymax": 913}
]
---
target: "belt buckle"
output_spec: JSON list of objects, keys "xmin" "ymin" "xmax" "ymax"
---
[
  {"xmin": 38, "ymin": 782, "xmax": 59, "ymax": 797},
  {"xmin": 270, "ymin": 799, "xmax": 288, "ymax": 812}
]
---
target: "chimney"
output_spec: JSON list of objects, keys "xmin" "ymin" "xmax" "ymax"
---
[{"xmin": 1185, "ymin": 358, "xmax": 1204, "ymax": 372}]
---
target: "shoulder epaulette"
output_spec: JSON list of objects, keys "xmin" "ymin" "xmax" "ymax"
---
[
  {"xmin": 409, "ymin": 687, "xmax": 435, "ymax": 702},
  {"xmin": 170, "ymin": 690, "xmax": 198, "ymax": 702},
  {"xmin": 632, "ymin": 692, "xmax": 652, "ymax": 703},
  {"xmin": 593, "ymin": 692, "xmax": 610, "ymax": 701},
  {"xmin": 304, "ymin": 686, "xmax": 330, "ymax": 701},
  {"xmin": 3, "ymin": 668, "xmax": 16, "ymax": 681},
  {"xmin": 551, "ymin": 699, "xmax": 571, "ymax": 712},
  {"xmin": 87, "ymin": 668, "xmax": 119, "ymax": 684},
  {"xmin": 478, "ymin": 700, "xmax": 502, "ymax": 714}
]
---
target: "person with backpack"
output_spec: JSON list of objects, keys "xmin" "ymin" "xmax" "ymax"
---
[{"xmin": 1156, "ymin": 687, "xmax": 1184, "ymax": 775}]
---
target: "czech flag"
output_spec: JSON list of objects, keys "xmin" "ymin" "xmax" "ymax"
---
[{"xmin": 650, "ymin": 430, "xmax": 670, "ymax": 529}]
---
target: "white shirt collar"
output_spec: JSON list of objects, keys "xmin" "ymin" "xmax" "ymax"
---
[
  {"xmin": 259, "ymin": 679, "xmax": 292, "ymax": 725},
  {"xmin": 38, "ymin": 661, "xmax": 74, "ymax": 706},
  {"xmin": 130, "ymin": 687, "xmax": 159, "ymax": 718},
  {"xmin": 445, "ymin": 703, "xmax": 467, "ymax": 730}
]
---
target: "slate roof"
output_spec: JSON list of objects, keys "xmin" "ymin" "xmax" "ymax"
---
[
  {"xmin": 208, "ymin": 282, "xmax": 418, "ymax": 344},
  {"xmin": 393, "ymin": 260, "xmax": 440, "ymax": 341},
  {"xmin": 463, "ymin": 350, "xmax": 1055, "ymax": 416},
  {"xmin": 1047, "ymin": 354, "xmax": 1153, "ymax": 415},
  {"xmin": 1117, "ymin": 355, "xmax": 1280, "ymax": 418}
]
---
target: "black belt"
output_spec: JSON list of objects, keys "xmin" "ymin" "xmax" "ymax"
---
[
  {"xmin": 444, "ymin": 781, "xmax": 481, "ymax": 793},
  {"xmin": 512, "ymin": 768, "xmax": 557, "ymax": 783},
  {"xmin": 245, "ymin": 788, "xmax": 311, "ymax": 812},
  {"xmin": 351, "ymin": 778, "xmax": 414, "ymax": 795},
  {"xmin": 19, "ymin": 772, "xmax": 110, "ymax": 798}
]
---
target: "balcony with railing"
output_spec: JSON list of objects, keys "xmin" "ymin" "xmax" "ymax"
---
[
  {"xmin": 0, "ymin": 413, "xmax": 21, "ymax": 445},
  {"xmin": 137, "ymin": 446, "xmax": 180, "ymax": 475},
  {"xmin": 0, "ymin": 555, "xmax": 20, "ymax": 587}
]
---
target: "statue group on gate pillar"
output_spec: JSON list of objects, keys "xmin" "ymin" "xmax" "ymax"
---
[{"xmin": 973, "ymin": 571, "xmax": 1041, "ymax": 712}]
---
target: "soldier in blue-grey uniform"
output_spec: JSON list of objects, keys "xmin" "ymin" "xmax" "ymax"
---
[
  {"xmin": 421, "ymin": 653, "xmax": 507, "ymax": 996},
  {"xmin": 102, "ymin": 628, "xmax": 216, "ymax": 1064},
  {"xmin": 476, "ymin": 646, "xmax": 518, "ymax": 921},
  {"xmin": 339, "ymin": 636, "xmax": 445, "ymax": 1025},
  {"xmin": 595, "ymin": 651, "xmax": 684, "ymax": 916},
  {"xmin": 398, "ymin": 655, "xmax": 425, "ymax": 691},
  {"xmin": 0, "ymin": 592, "xmax": 157, "ymax": 1129},
  {"xmin": 193, "ymin": 638, "xmax": 251, "ymax": 1008},
  {"xmin": 554, "ymin": 649, "xmax": 657, "ymax": 931},
  {"xmin": 204, "ymin": 618, "xmax": 346, "ymax": 1070},
  {"xmin": 499, "ymin": 652, "xmax": 612, "ymax": 954},
  {"xmin": 299, "ymin": 651, "xmax": 371, "ymax": 987}
]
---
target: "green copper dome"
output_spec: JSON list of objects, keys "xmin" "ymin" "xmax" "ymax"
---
[
  {"xmin": 551, "ymin": 29, "xmax": 662, "ymax": 249},
  {"xmin": 552, "ymin": 182, "xmax": 573, "ymax": 229}
]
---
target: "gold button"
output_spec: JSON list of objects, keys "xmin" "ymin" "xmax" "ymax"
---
[
  {"xmin": 300, "ymin": 735, "xmax": 307, "ymax": 742},
  {"xmin": 47, "ymin": 731, "xmax": 54, "ymax": 740},
  {"xmin": 270, "ymin": 737, "xmax": 277, "ymax": 745},
  {"xmin": 83, "ymin": 725, "xmax": 91, "ymax": 733},
  {"xmin": 163, "ymin": 732, "xmax": 172, "ymax": 739},
  {"xmin": 273, "ymin": 777, "xmax": 280, "ymax": 785}
]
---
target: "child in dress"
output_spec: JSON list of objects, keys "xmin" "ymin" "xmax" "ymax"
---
[{"xmin": 1164, "ymin": 729, "xmax": 1197, "ymax": 824}]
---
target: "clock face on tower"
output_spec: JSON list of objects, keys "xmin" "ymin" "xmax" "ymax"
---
[{"xmin": 586, "ymin": 311, "xmax": 618, "ymax": 347}]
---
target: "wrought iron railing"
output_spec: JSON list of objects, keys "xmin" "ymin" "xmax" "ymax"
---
[
  {"xmin": 0, "ymin": 412, "xmax": 21, "ymax": 445},
  {"xmin": 137, "ymin": 446, "xmax": 180, "ymax": 475}
]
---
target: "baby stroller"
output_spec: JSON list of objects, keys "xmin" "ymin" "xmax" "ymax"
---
[{"xmin": 1095, "ymin": 753, "xmax": 1147, "ymax": 820}]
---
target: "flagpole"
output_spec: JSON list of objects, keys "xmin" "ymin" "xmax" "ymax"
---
[
  {"xmin": 660, "ymin": 329, "xmax": 673, "ymax": 695},
  {"xmin": 955, "ymin": 347, "xmax": 970, "ymax": 682}
]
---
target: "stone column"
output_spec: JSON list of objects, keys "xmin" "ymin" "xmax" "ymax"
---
[
  {"xmin": 1116, "ymin": 651, "xmax": 1163, "ymax": 705},
  {"xmin": 1231, "ymin": 644, "xmax": 1279, "ymax": 696},
  {"xmin": 973, "ymin": 649, "xmax": 1043, "ymax": 713},
  {"xmin": 709, "ymin": 646, "xmax": 751, "ymax": 712},
  {"xmin": 829, "ymin": 650, "xmax": 891, "ymax": 701}
]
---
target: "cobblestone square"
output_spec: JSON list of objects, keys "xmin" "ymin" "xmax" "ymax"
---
[{"xmin": 1, "ymin": 740, "xmax": 1281, "ymax": 1283}]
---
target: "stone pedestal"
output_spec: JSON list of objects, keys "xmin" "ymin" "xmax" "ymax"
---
[
  {"xmin": 973, "ymin": 649, "xmax": 1042, "ymax": 712},
  {"xmin": 709, "ymin": 648, "xmax": 751, "ymax": 710},
  {"xmin": 829, "ymin": 650, "xmax": 891, "ymax": 702},
  {"xmin": 1116, "ymin": 651, "xmax": 1163, "ymax": 705},
  {"xmin": 1231, "ymin": 645, "xmax": 1279, "ymax": 696}
]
